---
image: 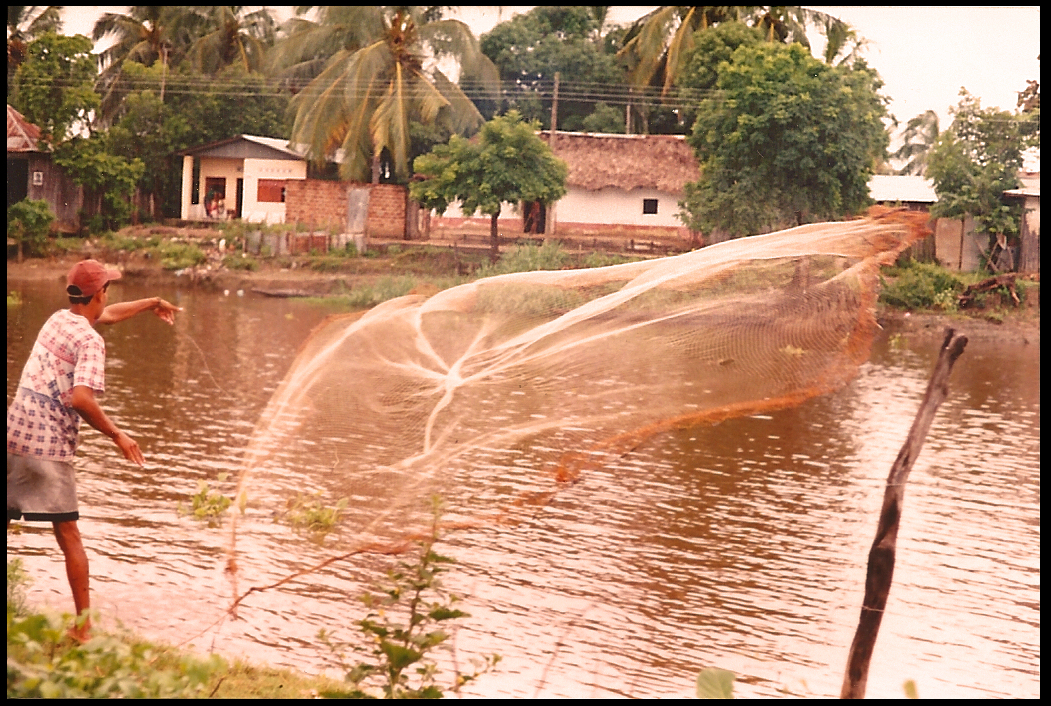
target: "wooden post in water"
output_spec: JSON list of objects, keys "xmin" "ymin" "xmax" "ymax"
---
[{"xmin": 840, "ymin": 328, "xmax": 968, "ymax": 699}]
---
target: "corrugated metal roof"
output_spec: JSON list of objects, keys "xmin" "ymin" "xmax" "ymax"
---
[
  {"xmin": 178, "ymin": 134, "xmax": 305, "ymax": 160},
  {"xmin": 868, "ymin": 174, "xmax": 937, "ymax": 203},
  {"xmin": 1003, "ymin": 187, "xmax": 1040, "ymax": 198},
  {"xmin": 7, "ymin": 104, "xmax": 41, "ymax": 153}
]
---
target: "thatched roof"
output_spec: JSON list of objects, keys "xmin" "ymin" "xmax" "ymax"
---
[{"xmin": 540, "ymin": 131, "xmax": 700, "ymax": 194}]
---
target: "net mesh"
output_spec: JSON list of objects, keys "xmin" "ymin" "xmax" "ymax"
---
[{"xmin": 227, "ymin": 208, "xmax": 929, "ymax": 599}]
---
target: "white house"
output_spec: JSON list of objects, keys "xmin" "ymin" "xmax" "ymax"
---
[
  {"xmin": 428, "ymin": 131, "xmax": 702, "ymax": 244},
  {"xmin": 179, "ymin": 135, "xmax": 307, "ymax": 223}
]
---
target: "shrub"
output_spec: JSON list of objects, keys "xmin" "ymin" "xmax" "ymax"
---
[
  {"xmin": 7, "ymin": 609, "xmax": 222, "ymax": 698},
  {"xmin": 223, "ymin": 254, "xmax": 259, "ymax": 271},
  {"xmin": 159, "ymin": 241, "xmax": 207, "ymax": 270},
  {"xmin": 8, "ymin": 199, "xmax": 55, "ymax": 260},
  {"xmin": 477, "ymin": 240, "xmax": 568, "ymax": 277},
  {"xmin": 880, "ymin": 261, "xmax": 964, "ymax": 310}
]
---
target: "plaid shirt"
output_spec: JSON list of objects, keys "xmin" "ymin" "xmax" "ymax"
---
[{"xmin": 7, "ymin": 309, "xmax": 107, "ymax": 461}]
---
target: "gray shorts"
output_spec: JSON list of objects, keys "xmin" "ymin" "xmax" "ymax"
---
[{"xmin": 7, "ymin": 452, "xmax": 79, "ymax": 522}]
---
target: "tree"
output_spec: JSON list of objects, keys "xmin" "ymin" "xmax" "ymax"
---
[
  {"xmin": 273, "ymin": 6, "xmax": 498, "ymax": 183},
  {"xmin": 181, "ymin": 6, "xmax": 276, "ymax": 76},
  {"xmin": 927, "ymin": 89, "xmax": 1039, "ymax": 270},
  {"xmin": 581, "ymin": 102, "xmax": 625, "ymax": 134},
  {"xmin": 674, "ymin": 20, "xmax": 763, "ymax": 126},
  {"xmin": 11, "ymin": 32, "xmax": 99, "ymax": 145},
  {"xmin": 479, "ymin": 6, "xmax": 624, "ymax": 132},
  {"xmin": 53, "ymin": 133, "xmax": 145, "ymax": 231},
  {"xmin": 7, "ymin": 5, "xmax": 63, "ymax": 90},
  {"xmin": 8, "ymin": 198, "xmax": 54, "ymax": 262},
  {"xmin": 679, "ymin": 42, "xmax": 889, "ymax": 237},
  {"xmin": 891, "ymin": 110, "xmax": 939, "ymax": 176},
  {"xmin": 617, "ymin": 6, "xmax": 851, "ymax": 97},
  {"xmin": 104, "ymin": 60, "xmax": 291, "ymax": 220},
  {"xmin": 410, "ymin": 110, "xmax": 568, "ymax": 260}
]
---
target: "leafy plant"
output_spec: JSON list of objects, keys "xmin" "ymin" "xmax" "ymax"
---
[
  {"xmin": 158, "ymin": 241, "xmax": 207, "ymax": 270},
  {"xmin": 223, "ymin": 254, "xmax": 259, "ymax": 271},
  {"xmin": 477, "ymin": 240, "xmax": 568, "ymax": 277},
  {"xmin": 7, "ymin": 608, "xmax": 222, "ymax": 698},
  {"xmin": 283, "ymin": 492, "xmax": 348, "ymax": 535},
  {"xmin": 319, "ymin": 500, "xmax": 499, "ymax": 698},
  {"xmin": 7, "ymin": 559, "xmax": 32, "ymax": 617},
  {"xmin": 880, "ymin": 261, "xmax": 964, "ymax": 310},
  {"xmin": 8, "ymin": 198, "xmax": 55, "ymax": 260},
  {"xmin": 696, "ymin": 667, "xmax": 735, "ymax": 699},
  {"xmin": 179, "ymin": 474, "xmax": 232, "ymax": 524}
]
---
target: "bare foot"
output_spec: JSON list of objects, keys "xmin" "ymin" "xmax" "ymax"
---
[{"xmin": 67, "ymin": 617, "xmax": 92, "ymax": 644}]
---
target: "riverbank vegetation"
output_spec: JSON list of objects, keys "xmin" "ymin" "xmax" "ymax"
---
[
  {"xmin": 8, "ymin": 505, "xmax": 490, "ymax": 699},
  {"xmin": 878, "ymin": 257, "xmax": 1039, "ymax": 320}
]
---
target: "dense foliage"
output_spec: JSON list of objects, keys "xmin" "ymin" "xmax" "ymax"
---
[
  {"xmin": 927, "ymin": 90, "xmax": 1039, "ymax": 242},
  {"xmin": 11, "ymin": 32, "xmax": 98, "ymax": 145},
  {"xmin": 410, "ymin": 111, "xmax": 568, "ymax": 257},
  {"xmin": 679, "ymin": 42, "xmax": 889, "ymax": 237},
  {"xmin": 479, "ymin": 6, "xmax": 623, "ymax": 131},
  {"xmin": 7, "ymin": 199, "xmax": 55, "ymax": 260}
]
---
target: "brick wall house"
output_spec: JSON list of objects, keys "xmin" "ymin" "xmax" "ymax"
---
[{"xmin": 285, "ymin": 180, "xmax": 407, "ymax": 238}]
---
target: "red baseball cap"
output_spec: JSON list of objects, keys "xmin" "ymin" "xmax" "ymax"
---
[{"xmin": 66, "ymin": 259, "xmax": 122, "ymax": 297}]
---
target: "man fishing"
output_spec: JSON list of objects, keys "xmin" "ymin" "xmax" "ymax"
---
[{"xmin": 7, "ymin": 259, "xmax": 182, "ymax": 642}]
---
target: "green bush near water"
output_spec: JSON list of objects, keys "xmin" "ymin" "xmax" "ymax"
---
[
  {"xmin": 8, "ymin": 199, "xmax": 55, "ymax": 259},
  {"xmin": 880, "ymin": 260, "xmax": 965, "ymax": 311}
]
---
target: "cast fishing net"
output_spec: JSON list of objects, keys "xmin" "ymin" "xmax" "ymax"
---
[{"xmin": 226, "ymin": 208, "xmax": 929, "ymax": 605}]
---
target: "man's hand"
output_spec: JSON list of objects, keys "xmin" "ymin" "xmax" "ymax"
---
[
  {"xmin": 70, "ymin": 385, "xmax": 145, "ymax": 467},
  {"xmin": 151, "ymin": 298, "xmax": 182, "ymax": 325},
  {"xmin": 113, "ymin": 430, "xmax": 145, "ymax": 467}
]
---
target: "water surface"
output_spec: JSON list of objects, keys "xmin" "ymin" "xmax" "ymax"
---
[{"xmin": 6, "ymin": 277, "xmax": 1039, "ymax": 698}]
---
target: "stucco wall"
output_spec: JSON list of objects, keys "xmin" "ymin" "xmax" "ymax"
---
[
  {"xmin": 429, "ymin": 186, "xmax": 694, "ymax": 241},
  {"xmin": 241, "ymin": 157, "xmax": 307, "ymax": 224},
  {"xmin": 558, "ymin": 186, "xmax": 683, "ymax": 228}
]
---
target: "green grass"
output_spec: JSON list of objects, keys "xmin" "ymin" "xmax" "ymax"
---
[{"xmin": 7, "ymin": 559, "xmax": 342, "ymax": 699}]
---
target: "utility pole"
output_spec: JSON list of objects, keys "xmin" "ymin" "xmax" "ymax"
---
[
  {"xmin": 547, "ymin": 72, "xmax": 559, "ymax": 236},
  {"xmin": 549, "ymin": 72, "xmax": 559, "ymax": 147}
]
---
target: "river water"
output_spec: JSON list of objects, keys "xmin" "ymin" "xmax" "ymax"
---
[{"xmin": 6, "ymin": 276, "xmax": 1039, "ymax": 698}]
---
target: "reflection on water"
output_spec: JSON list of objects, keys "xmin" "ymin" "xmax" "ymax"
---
[{"xmin": 6, "ymin": 277, "xmax": 1039, "ymax": 698}]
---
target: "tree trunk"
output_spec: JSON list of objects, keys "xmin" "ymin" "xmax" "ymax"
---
[
  {"xmin": 840, "ymin": 329, "xmax": 968, "ymax": 699},
  {"xmin": 489, "ymin": 210, "xmax": 500, "ymax": 263}
]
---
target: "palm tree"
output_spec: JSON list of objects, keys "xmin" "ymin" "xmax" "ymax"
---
[
  {"xmin": 816, "ymin": 13, "xmax": 867, "ymax": 65},
  {"xmin": 272, "ymin": 6, "xmax": 498, "ymax": 183},
  {"xmin": 617, "ymin": 6, "xmax": 851, "ymax": 95},
  {"xmin": 8, "ymin": 5, "xmax": 62, "ymax": 67},
  {"xmin": 92, "ymin": 7, "xmax": 184, "ymax": 126},
  {"xmin": 7, "ymin": 5, "xmax": 63, "ymax": 92},
  {"xmin": 892, "ymin": 110, "xmax": 940, "ymax": 176},
  {"xmin": 181, "ymin": 6, "xmax": 276, "ymax": 76}
]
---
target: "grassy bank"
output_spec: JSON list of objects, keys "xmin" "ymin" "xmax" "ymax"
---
[{"xmin": 8, "ymin": 558, "xmax": 341, "ymax": 699}]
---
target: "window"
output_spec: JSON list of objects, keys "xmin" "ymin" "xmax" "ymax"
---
[
  {"xmin": 642, "ymin": 198, "xmax": 658, "ymax": 215},
  {"xmin": 257, "ymin": 179, "xmax": 286, "ymax": 203}
]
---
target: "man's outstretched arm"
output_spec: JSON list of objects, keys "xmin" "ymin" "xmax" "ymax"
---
[{"xmin": 97, "ymin": 297, "xmax": 182, "ymax": 326}]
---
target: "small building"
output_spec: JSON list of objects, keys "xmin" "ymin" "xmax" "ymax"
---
[
  {"xmin": 428, "ymin": 131, "xmax": 702, "ymax": 247},
  {"xmin": 543, "ymin": 131, "xmax": 701, "ymax": 240},
  {"xmin": 178, "ymin": 134, "xmax": 307, "ymax": 223},
  {"xmin": 1003, "ymin": 171, "xmax": 1039, "ymax": 273},
  {"xmin": 7, "ymin": 104, "xmax": 83, "ymax": 231}
]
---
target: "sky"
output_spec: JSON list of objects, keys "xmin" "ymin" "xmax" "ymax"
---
[{"xmin": 58, "ymin": 6, "xmax": 1041, "ymax": 162}]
